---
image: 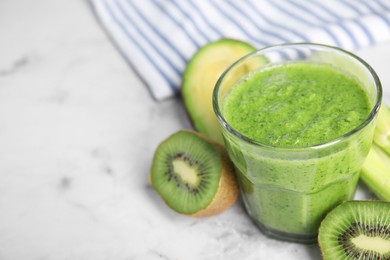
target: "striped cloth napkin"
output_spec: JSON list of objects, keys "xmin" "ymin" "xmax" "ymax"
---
[{"xmin": 91, "ymin": 0, "xmax": 390, "ymax": 101}]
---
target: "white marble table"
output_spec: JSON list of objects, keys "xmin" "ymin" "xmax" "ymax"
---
[{"xmin": 0, "ymin": 0, "xmax": 389, "ymax": 259}]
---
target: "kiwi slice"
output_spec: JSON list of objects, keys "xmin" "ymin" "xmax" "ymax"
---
[
  {"xmin": 182, "ymin": 38, "xmax": 257, "ymax": 144},
  {"xmin": 318, "ymin": 200, "xmax": 390, "ymax": 260},
  {"xmin": 150, "ymin": 130, "xmax": 239, "ymax": 217}
]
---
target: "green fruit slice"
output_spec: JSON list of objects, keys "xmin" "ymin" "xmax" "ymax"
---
[
  {"xmin": 150, "ymin": 130, "xmax": 238, "ymax": 217},
  {"xmin": 182, "ymin": 39, "xmax": 257, "ymax": 144},
  {"xmin": 318, "ymin": 200, "xmax": 390, "ymax": 260}
]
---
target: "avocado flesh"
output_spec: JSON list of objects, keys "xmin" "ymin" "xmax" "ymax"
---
[{"xmin": 182, "ymin": 39, "xmax": 257, "ymax": 145}]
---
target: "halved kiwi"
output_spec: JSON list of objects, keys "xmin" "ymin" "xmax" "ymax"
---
[
  {"xmin": 318, "ymin": 200, "xmax": 390, "ymax": 260},
  {"xmin": 150, "ymin": 130, "xmax": 238, "ymax": 217},
  {"xmin": 181, "ymin": 38, "xmax": 257, "ymax": 144}
]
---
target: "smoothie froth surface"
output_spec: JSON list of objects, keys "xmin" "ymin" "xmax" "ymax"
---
[{"xmin": 222, "ymin": 63, "xmax": 371, "ymax": 147}]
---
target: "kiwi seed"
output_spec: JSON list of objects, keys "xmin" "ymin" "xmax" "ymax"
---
[
  {"xmin": 150, "ymin": 130, "xmax": 239, "ymax": 217},
  {"xmin": 318, "ymin": 200, "xmax": 390, "ymax": 260}
]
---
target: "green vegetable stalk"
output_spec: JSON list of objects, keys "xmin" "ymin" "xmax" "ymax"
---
[
  {"xmin": 361, "ymin": 143, "xmax": 390, "ymax": 200},
  {"xmin": 361, "ymin": 103, "xmax": 390, "ymax": 201},
  {"xmin": 373, "ymin": 103, "xmax": 390, "ymax": 156}
]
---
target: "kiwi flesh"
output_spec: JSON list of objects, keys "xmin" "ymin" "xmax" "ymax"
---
[
  {"xmin": 150, "ymin": 130, "xmax": 238, "ymax": 217},
  {"xmin": 318, "ymin": 200, "xmax": 390, "ymax": 260},
  {"xmin": 181, "ymin": 38, "xmax": 257, "ymax": 145}
]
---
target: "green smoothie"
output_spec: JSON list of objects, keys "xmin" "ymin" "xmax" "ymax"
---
[
  {"xmin": 220, "ymin": 62, "xmax": 374, "ymax": 240},
  {"xmin": 223, "ymin": 63, "xmax": 371, "ymax": 147}
]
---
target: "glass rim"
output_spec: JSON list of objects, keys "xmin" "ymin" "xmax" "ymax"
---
[{"xmin": 213, "ymin": 42, "xmax": 383, "ymax": 150}]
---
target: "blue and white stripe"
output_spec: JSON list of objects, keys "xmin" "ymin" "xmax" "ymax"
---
[{"xmin": 91, "ymin": 0, "xmax": 390, "ymax": 101}]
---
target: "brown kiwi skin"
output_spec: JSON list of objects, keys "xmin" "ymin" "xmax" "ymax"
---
[
  {"xmin": 149, "ymin": 130, "xmax": 239, "ymax": 218},
  {"xmin": 189, "ymin": 131, "xmax": 239, "ymax": 217}
]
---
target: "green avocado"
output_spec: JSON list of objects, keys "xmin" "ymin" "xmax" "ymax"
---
[{"xmin": 181, "ymin": 38, "xmax": 256, "ymax": 144}]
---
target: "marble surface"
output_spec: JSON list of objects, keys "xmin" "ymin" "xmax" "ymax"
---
[{"xmin": 0, "ymin": 0, "xmax": 389, "ymax": 259}]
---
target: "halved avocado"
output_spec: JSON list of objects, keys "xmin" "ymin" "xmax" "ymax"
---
[{"xmin": 181, "ymin": 39, "xmax": 257, "ymax": 145}]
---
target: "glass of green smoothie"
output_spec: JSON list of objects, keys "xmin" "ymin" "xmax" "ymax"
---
[{"xmin": 213, "ymin": 43, "xmax": 382, "ymax": 243}]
